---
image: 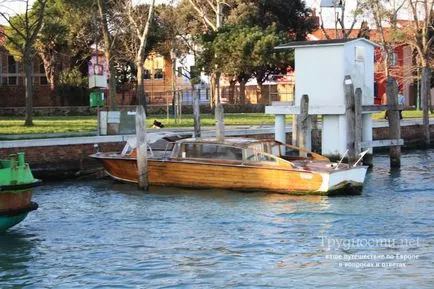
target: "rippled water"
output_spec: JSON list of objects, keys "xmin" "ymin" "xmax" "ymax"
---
[{"xmin": 1, "ymin": 149, "xmax": 433, "ymax": 288}]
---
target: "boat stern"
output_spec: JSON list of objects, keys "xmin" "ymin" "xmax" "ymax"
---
[{"xmin": 318, "ymin": 166, "xmax": 368, "ymax": 194}]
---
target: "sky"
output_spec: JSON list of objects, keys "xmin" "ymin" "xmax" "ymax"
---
[
  {"xmin": 0, "ymin": 0, "xmax": 414, "ymax": 28},
  {"xmin": 0, "ymin": 0, "xmax": 171, "ymax": 24}
]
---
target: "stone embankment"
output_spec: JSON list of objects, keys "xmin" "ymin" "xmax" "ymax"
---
[{"xmin": 0, "ymin": 119, "xmax": 432, "ymax": 180}]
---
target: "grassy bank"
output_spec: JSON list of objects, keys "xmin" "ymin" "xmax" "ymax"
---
[
  {"xmin": 0, "ymin": 110, "xmax": 432, "ymax": 135},
  {"xmin": 0, "ymin": 114, "xmax": 293, "ymax": 135}
]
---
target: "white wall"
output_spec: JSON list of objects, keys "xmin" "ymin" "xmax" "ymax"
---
[
  {"xmin": 293, "ymin": 39, "xmax": 376, "ymax": 156},
  {"xmin": 322, "ymin": 115, "xmax": 346, "ymax": 156},
  {"xmin": 295, "ymin": 45, "xmax": 345, "ymax": 109},
  {"xmin": 344, "ymin": 40, "xmax": 375, "ymax": 105}
]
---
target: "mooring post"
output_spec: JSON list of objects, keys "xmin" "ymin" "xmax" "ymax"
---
[
  {"xmin": 215, "ymin": 103, "xmax": 225, "ymax": 142},
  {"xmin": 344, "ymin": 75, "xmax": 356, "ymax": 162},
  {"xmin": 275, "ymin": 114, "xmax": 286, "ymax": 144},
  {"xmin": 354, "ymin": 88, "xmax": 363, "ymax": 156},
  {"xmin": 193, "ymin": 89, "xmax": 201, "ymax": 138},
  {"xmin": 386, "ymin": 77, "xmax": 401, "ymax": 167},
  {"xmin": 292, "ymin": 114, "xmax": 297, "ymax": 146},
  {"xmin": 135, "ymin": 105, "xmax": 148, "ymax": 190},
  {"xmin": 297, "ymin": 94, "xmax": 311, "ymax": 153}
]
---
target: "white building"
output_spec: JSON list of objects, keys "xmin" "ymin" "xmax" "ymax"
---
[{"xmin": 267, "ymin": 38, "xmax": 379, "ymax": 157}]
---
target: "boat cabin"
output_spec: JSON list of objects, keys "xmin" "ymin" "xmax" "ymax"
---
[{"xmin": 170, "ymin": 138, "xmax": 327, "ymax": 165}]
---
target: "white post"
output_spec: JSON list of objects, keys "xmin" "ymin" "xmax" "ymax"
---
[
  {"xmin": 135, "ymin": 105, "xmax": 148, "ymax": 190},
  {"xmin": 275, "ymin": 114, "xmax": 286, "ymax": 144}
]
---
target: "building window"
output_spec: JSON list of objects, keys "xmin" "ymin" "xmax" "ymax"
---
[
  {"xmin": 154, "ymin": 69, "xmax": 164, "ymax": 79},
  {"xmin": 39, "ymin": 62, "xmax": 48, "ymax": 85},
  {"xmin": 7, "ymin": 55, "xmax": 18, "ymax": 85},
  {"xmin": 143, "ymin": 69, "xmax": 150, "ymax": 79},
  {"xmin": 39, "ymin": 62, "xmax": 45, "ymax": 73},
  {"xmin": 389, "ymin": 52, "xmax": 398, "ymax": 66},
  {"xmin": 8, "ymin": 55, "xmax": 17, "ymax": 73},
  {"xmin": 8, "ymin": 76, "xmax": 17, "ymax": 85},
  {"xmin": 40, "ymin": 76, "xmax": 48, "ymax": 85},
  {"xmin": 355, "ymin": 46, "xmax": 365, "ymax": 62}
]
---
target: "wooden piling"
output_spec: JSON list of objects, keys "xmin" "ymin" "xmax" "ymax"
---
[
  {"xmin": 215, "ymin": 103, "xmax": 225, "ymax": 142},
  {"xmin": 354, "ymin": 88, "xmax": 363, "ymax": 157},
  {"xmin": 193, "ymin": 89, "xmax": 201, "ymax": 138},
  {"xmin": 386, "ymin": 77, "xmax": 401, "ymax": 167},
  {"xmin": 135, "ymin": 105, "xmax": 148, "ymax": 190},
  {"xmin": 344, "ymin": 75, "xmax": 356, "ymax": 162},
  {"xmin": 297, "ymin": 94, "xmax": 311, "ymax": 152}
]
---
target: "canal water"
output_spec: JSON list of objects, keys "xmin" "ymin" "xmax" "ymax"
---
[{"xmin": 1, "ymin": 149, "xmax": 433, "ymax": 288}]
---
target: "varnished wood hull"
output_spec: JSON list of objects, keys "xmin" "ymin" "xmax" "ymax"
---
[
  {"xmin": 93, "ymin": 156, "xmax": 366, "ymax": 195},
  {"xmin": 0, "ymin": 189, "xmax": 39, "ymax": 231}
]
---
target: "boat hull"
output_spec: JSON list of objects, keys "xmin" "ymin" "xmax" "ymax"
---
[
  {"xmin": 0, "ymin": 154, "xmax": 39, "ymax": 231},
  {"xmin": 0, "ymin": 200, "xmax": 38, "ymax": 231},
  {"xmin": 0, "ymin": 214, "xmax": 29, "ymax": 231},
  {"xmin": 96, "ymin": 157, "xmax": 366, "ymax": 195}
]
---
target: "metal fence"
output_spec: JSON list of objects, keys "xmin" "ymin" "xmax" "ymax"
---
[{"xmin": 116, "ymin": 82, "xmax": 294, "ymax": 106}]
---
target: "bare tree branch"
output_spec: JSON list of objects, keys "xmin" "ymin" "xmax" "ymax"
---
[{"xmin": 188, "ymin": 0, "xmax": 217, "ymax": 31}]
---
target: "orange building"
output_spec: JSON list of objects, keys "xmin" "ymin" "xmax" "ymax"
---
[{"xmin": 309, "ymin": 26, "xmax": 416, "ymax": 106}]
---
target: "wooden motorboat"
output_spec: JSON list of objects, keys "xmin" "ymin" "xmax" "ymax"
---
[
  {"xmin": 90, "ymin": 133, "xmax": 368, "ymax": 195},
  {"xmin": 0, "ymin": 153, "xmax": 39, "ymax": 231}
]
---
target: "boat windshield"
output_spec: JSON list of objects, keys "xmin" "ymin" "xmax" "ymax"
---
[
  {"xmin": 249, "ymin": 141, "xmax": 315, "ymax": 160},
  {"xmin": 121, "ymin": 143, "xmax": 134, "ymax": 156},
  {"xmin": 243, "ymin": 148, "xmax": 277, "ymax": 162},
  {"xmin": 178, "ymin": 143, "xmax": 243, "ymax": 161},
  {"xmin": 248, "ymin": 142, "xmax": 281, "ymax": 156}
]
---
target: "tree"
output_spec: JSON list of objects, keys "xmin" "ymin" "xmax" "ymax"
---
[
  {"xmin": 194, "ymin": 0, "xmax": 314, "ymax": 103},
  {"xmin": 362, "ymin": 0, "xmax": 432, "ymax": 145},
  {"xmin": 122, "ymin": 0, "xmax": 156, "ymax": 108},
  {"xmin": 404, "ymin": 0, "xmax": 433, "ymax": 145},
  {"xmin": 96, "ymin": 0, "xmax": 120, "ymax": 110},
  {"xmin": 0, "ymin": 0, "xmax": 47, "ymax": 126},
  {"xmin": 185, "ymin": 0, "xmax": 228, "ymax": 108},
  {"xmin": 205, "ymin": 25, "xmax": 292, "ymax": 103},
  {"xmin": 34, "ymin": 0, "xmax": 69, "ymax": 106},
  {"xmin": 318, "ymin": 0, "xmax": 362, "ymax": 39}
]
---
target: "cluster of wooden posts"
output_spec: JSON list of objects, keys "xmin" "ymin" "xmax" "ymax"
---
[
  {"xmin": 134, "ymin": 90, "xmax": 204, "ymax": 189},
  {"xmin": 134, "ymin": 74, "xmax": 404, "ymax": 190},
  {"xmin": 292, "ymin": 75, "xmax": 403, "ymax": 169}
]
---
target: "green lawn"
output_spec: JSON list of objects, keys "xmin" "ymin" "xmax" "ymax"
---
[
  {"xmin": 0, "ymin": 110, "xmax": 432, "ymax": 135},
  {"xmin": 0, "ymin": 114, "xmax": 293, "ymax": 135}
]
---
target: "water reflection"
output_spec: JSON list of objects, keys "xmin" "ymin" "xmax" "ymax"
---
[
  {"xmin": 0, "ymin": 149, "xmax": 432, "ymax": 288},
  {"xmin": 0, "ymin": 231, "xmax": 39, "ymax": 286}
]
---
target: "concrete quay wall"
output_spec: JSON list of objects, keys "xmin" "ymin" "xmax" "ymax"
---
[{"xmin": 0, "ymin": 123, "xmax": 432, "ymax": 180}]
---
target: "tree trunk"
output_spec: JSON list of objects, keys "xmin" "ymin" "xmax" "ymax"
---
[
  {"xmin": 39, "ymin": 51, "xmax": 59, "ymax": 106},
  {"xmin": 136, "ymin": 59, "xmax": 145, "ymax": 107},
  {"xmin": 107, "ymin": 51, "xmax": 118, "ymax": 110},
  {"xmin": 239, "ymin": 79, "xmax": 246, "ymax": 104},
  {"xmin": 255, "ymin": 83, "xmax": 262, "ymax": 104},
  {"xmin": 192, "ymin": 82, "xmax": 201, "ymax": 137},
  {"xmin": 24, "ymin": 53, "xmax": 34, "ymax": 126},
  {"xmin": 209, "ymin": 73, "xmax": 216, "ymax": 109},
  {"xmin": 228, "ymin": 79, "xmax": 236, "ymax": 104},
  {"xmin": 97, "ymin": 0, "xmax": 117, "ymax": 111},
  {"xmin": 421, "ymin": 66, "xmax": 431, "ymax": 146}
]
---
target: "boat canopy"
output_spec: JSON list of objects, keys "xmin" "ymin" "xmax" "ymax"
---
[{"xmin": 121, "ymin": 132, "xmax": 192, "ymax": 156}]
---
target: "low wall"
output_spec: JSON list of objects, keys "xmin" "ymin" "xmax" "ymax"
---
[
  {"xmin": 0, "ymin": 142, "xmax": 123, "ymax": 179},
  {"xmin": 0, "ymin": 104, "xmax": 266, "ymax": 116},
  {"xmin": 373, "ymin": 124, "xmax": 434, "ymax": 147},
  {"xmin": 0, "ymin": 124, "xmax": 432, "ymax": 180}
]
